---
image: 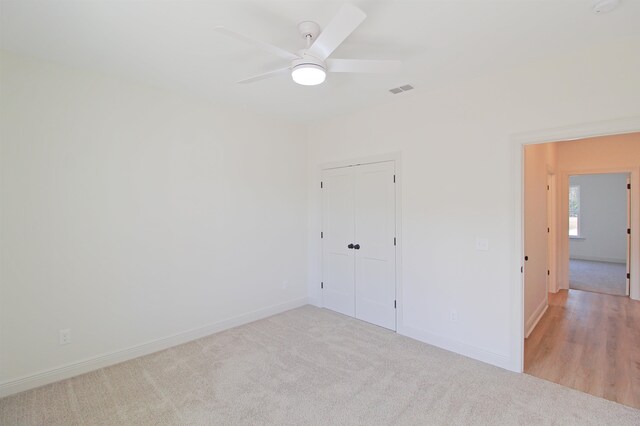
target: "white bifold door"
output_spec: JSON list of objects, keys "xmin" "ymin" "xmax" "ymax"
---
[{"xmin": 321, "ymin": 161, "xmax": 397, "ymax": 330}]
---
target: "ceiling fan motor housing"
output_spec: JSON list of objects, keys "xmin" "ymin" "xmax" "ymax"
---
[
  {"xmin": 292, "ymin": 54, "xmax": 326, "ymax": 72},
  {"xmin": 297, "ymin": 21, "xmax": 321, "ymax": 40}
]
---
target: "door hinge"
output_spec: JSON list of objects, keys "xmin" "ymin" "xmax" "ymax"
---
[
  {"xmin": 627, "ymin": 273, "xmax": 630, "ymax": 280},
  {"xmin": 628, "ymin": 183, "xmax": 631, "ymax": 190},
  {"xmin": 320, "ymin": 181, "xmax": 323, "ymax": 189},
  {"xmin": 547, "ymin": 270, "xmax": 550, "ymax": 276},
  {"xmin": 547, "ymin": 185, "xmax": 550, "ymax": 190},
  {"xmin": 321, "ymin": 282, "xmax": 324, "ymax": 289},
  {"xmin": 393, "ymin": 174, "xmax": 396, "ymax": 183},
  {"xmin": 321, "ymin": 231, "xmax": 324, "ymax": 239},
  {"xmin": 521, "ymin": 266, "xmax": 523, "ymax": 273},
  {"xmin": 547, "ymin": 227, "xmax": 550, "ymax": 233},
  {"xmin": 394, "ymin": 237, "xmax": 396, "ymax": 246},
  {"xmin": 394, "ymin": 300, "xmax": 397, "ymax": 309},
  {"xmin": 628, "ymin": 228, "xmax": 631, "ymax": 235}
]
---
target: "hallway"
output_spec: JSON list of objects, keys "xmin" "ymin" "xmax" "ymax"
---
[{"xmin": 524, "ymin": 289, "xmax": 640, "ymax": 409}]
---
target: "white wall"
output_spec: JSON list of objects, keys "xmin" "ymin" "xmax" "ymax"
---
[
  {"xmin": 569, "ymin": 174, "xmax": 628, "ymax": 263},
  {"xmin": 0, "ymin": 52, "xmax": 308, "ymax": 391},
  {"xmin": 307, "ymin": 40, "xmax": 640, "ymax": 371}
]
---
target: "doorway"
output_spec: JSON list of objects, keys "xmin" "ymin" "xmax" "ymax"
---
[
  {"xmin": 568, "ymin": 173, "xmax": 630, "ymax": 297},
  {"xmin": 521, "ymin": 131, "xmax": 640, "ymax": 409},
  {"xmin": 321, "ymin": 160, "xmax": 397, "ymax": 330}
]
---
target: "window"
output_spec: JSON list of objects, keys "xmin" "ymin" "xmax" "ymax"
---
[{"xmin": 569, "ymin": 185, "xmax": 580, "ymax": 237}]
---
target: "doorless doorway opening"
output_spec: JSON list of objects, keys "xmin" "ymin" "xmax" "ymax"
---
[
  {"xmin": 516, "ymin": 123, "xmax": 640, "ymax": 407},
  {"xmin": 567, "ymin": 172, "xmax": 630, "ymax": 297},
  {"xmin": 511, "ymin": 117, "xmax": 640, "ymax": 374}
]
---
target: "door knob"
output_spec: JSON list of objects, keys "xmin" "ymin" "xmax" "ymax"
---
[
  {"xmin": 348, "ymin": 243, "xmax": 354, "ymax": 249},
  {"xmin": 354, "ymin": 244, "xmax": 360, "ymax": 250}
]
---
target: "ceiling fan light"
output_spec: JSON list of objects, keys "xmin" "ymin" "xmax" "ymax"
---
[{"xmin": 291, "ymin": 64, "xmax": 326, "ymax": 86}]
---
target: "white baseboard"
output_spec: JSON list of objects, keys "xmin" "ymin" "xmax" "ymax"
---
[
  {"xmin": 398, "ymin": 325, "xmax": 513, "ymax": 372},
  {"xmin": 0, "ymin": 297, "xmax": 308, "ymax": 398},
  {"xmin": 569, "ymin": 255, "xmax": 626, "ymax": 264},
  {"xmin": 525, "ymin": 299, "xmax": 548, "ymax": 338}
]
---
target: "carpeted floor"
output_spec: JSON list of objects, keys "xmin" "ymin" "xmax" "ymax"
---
[
  {"xmin": 569, "ymin": 259, "xmax": 627, "ymax": 296},
  {"xmin": 2, "ymin": 306, "xmax": 639, "ymax": 425}
]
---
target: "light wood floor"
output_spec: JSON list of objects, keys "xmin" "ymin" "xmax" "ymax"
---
[{"xmin": 525, "ymin": 289, "xmax": 640, "ymax": 409}]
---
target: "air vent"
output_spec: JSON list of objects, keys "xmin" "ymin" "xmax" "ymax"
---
[{"xmin": 389, "ymin": 84, "xmax": 414, "ymax": 94}]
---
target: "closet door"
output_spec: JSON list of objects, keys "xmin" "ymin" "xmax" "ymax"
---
[
  {"xmin": 354, "ymin": 161, "xmax": 396, "ymax": 330},
  {"xmin": 321, "ymin": 167, "xmax": 356, "ymax": 317}
]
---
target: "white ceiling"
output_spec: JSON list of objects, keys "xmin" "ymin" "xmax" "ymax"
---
[{"xmin": 2, "ymin": 1, "xmax": 639, "ymax": 123}]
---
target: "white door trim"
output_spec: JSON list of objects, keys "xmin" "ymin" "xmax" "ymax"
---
[
  {"xmin": 547, "ymin": 173, "xmax": 558, "ymax": 293},
  {"xmin": 510, "ymin": 116, "xmax": 640, "ymax": 373},
  {"xmin": 318, "ymin": 152, "xmax": 403, "ymax": 333}
]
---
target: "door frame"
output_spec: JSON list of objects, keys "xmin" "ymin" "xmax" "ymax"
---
[
  {"xmin": 317, "ymin": 152, "xmax": 403, "ymax": 332},
  {"xmin": 511, "ymin": 116, "xmax": 640, "ymax": 373},
  {"xmin": 547, "ymin": 173, "xmax": 558, "ymax": 293}
]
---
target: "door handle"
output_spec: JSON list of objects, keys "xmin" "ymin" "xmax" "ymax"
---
[
  {"xmin": 354, "ymin": 244, "xmax": 360, "ymax": 250},
  {"xmin": 348, "ymin": 243, "xmax": 354, "ymax": 249}
]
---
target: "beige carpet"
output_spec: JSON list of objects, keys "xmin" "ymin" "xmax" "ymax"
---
[
  {"xmin": 1, "ymin": 306, "xmax": 639, "ymax": 425},
  {"xmin": 569, "ymin": 259, "xmax": 627, "ymax": 296}
]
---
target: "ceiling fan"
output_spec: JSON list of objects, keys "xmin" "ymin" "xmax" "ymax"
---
[{"xmin": 215, "ymin": 3, "xmax": 401, "ymax": 86}]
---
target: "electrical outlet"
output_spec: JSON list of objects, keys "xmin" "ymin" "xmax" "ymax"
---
[
  {"xmin": 476, "ymin": 238, "xmax": 489, "ymax": 251},
  {"xmin": 450, "ymin": 310, "xmax": 458, "ymax": 323},
  {"xmin": 59, "ymin": 329, "xmax": 71, "ymax": 345}
]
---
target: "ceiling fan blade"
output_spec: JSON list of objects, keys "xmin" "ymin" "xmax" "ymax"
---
[
  {"xmin": 306, "ymin": 3, "xmax": 367, "ymax": 61},
  {"xmin": 327, "ymin": 59, "xmax": 401, "ymax": 73},
  {"xmin": 214, "ymin": 27, "xmax": 300, "ymax": 61},
  {"xmin": 237, "ymin": 67, "xmax": 290, "ymax": 84}
]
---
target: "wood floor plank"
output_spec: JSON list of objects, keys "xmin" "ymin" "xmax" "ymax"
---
[{"xmin": 524, "ymin": 289, "xmax": 640, "ymax": 409}]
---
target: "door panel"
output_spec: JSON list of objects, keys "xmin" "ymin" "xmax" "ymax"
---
[
  {"xmin": 322, "ymin": 167, "xmax": 355, "ymax": 316},
  {"xmin": 627, "ymin": 176, "xmax": 631, "ymax": 296},
  {"xmin": 547, "ymin": 174, "xmax": 555, "ymax": 293},
  {"xmin": 354, "ymin": 161, "xmax": 396, "ymax": 330}
]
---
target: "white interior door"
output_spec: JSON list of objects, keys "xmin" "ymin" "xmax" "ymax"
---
[
  {"xmin": 627, "ymin": 176, "xmax": 631, "ymax": 296},
  {"xmin": 354, "ymin": 162, "xmax": 396, "ymax": 330},
  {"xmin": 547, "ymin": 174, "xmax": 556, "ymax": 293},
  {"xmin": 321, "ymin": 167, "xmax": 356, "ymax": 316}
]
